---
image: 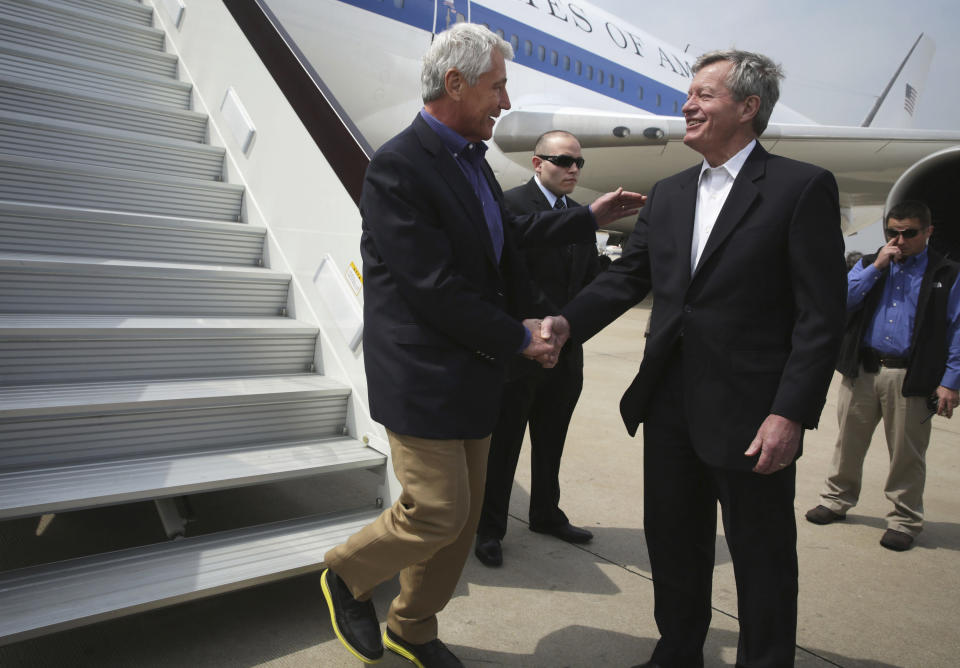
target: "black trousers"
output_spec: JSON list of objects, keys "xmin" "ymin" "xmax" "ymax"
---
[
  {"xmin": 643, "ymin": 355, "xmax": 798, "ymax": 668},
  {"xmin": 477, "ymin": 353, "xmax": 584, "ymax": 539}
]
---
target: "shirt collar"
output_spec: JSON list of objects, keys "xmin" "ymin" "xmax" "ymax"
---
[
  {"xmin": 419, "ymin": 108, "xmax": 487, "ymax": 162},
  {"xmin": 533, "ymin": 174, "xmax": 563, "ymax": 208},
  {"xmin": 698, "ymin": 138, "xmax": 757, "ymax": 183}
]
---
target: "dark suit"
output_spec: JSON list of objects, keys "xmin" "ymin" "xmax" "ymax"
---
[
  {"xmin": 563, "ymin": 144, "xmax": 847, "ymax": 667},
  {"xmin": 478, "ymin": 178, "xmax": 605, "ymax": 537}
]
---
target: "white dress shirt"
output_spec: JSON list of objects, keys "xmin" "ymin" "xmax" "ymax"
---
[{"xmin": 690, "ymin": 139, "xmax": 757, "ymax": 274}]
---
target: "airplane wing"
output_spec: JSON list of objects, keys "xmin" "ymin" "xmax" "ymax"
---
[{"xmin": 492, "ymin": 106, "xmax": 960, "ymax": 235}]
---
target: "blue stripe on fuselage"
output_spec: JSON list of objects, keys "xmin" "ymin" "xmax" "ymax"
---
[{"xmin": 333, "ymin": 0, "xmax": 687, "ymax": 115}]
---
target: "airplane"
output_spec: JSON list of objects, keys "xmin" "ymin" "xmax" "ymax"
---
[{"xmin": 266, "ymin": 0, "xmax": 960, "ymax": 253}]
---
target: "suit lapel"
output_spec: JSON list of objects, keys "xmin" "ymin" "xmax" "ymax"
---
[
  {"xmin": 673, "ymin": 167, "xmax": 700, "ymax": 285},
  {"xmin": 412, "ymin": 116, "xmax": 498, "ymax": 267},
  {"xmin": 691, "ymin": 145, "xmax": 765, "ymax": 281}
]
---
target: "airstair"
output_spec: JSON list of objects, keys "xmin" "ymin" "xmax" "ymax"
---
[{"xmin": 0, "ymin": 0, "xmax": 384, "ymax": 644}]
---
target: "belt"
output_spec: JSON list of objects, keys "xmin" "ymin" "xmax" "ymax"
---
[{"xmin": 861, "ymin": 348, "xmax": 909, "ymax": 372}]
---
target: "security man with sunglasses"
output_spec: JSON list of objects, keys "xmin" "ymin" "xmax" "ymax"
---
[
  {"xmin": 474, "ymin": 130, "xmax": 605, "ymax": 567},
  {"xmin": 807, "ymin": 200, "xmax": 960, "ymax": 551}
]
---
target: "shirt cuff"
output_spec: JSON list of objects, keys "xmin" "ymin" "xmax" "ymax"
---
[
  {"xmin": 518, "ymin": 326, "xmax": 531, "ymax": 353},
  {"xmin": 940, "ymin": 370, "xmax": 959, "ymax": 391}
]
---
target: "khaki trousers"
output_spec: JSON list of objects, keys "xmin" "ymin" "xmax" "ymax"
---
[
  {"xmin": 819, "ymin": 365, "xmax": 932, "ymax": 536},
  {"xmin": 323, "ymin": 429, "xmax": 490, "ymax": 643}
]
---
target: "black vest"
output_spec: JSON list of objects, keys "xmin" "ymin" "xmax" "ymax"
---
[{"xmin": 836, "ymin": 248, "xmax": 960, "ymax": 396}]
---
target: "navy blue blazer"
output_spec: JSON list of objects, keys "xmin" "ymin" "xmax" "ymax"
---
[
  {"xmin": 563, "ymin": 144, "xmax": 848, "ymax": 469},
  {"xmin": 359, "ymin": 115, "xmax": 597, "ymax": 439}
]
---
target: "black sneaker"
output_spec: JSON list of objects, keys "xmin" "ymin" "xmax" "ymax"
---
[
  {"xmin": 320, "ymin": 568, "xmax": 383, "ymax": 663},
  {"xmin": 383, "ymin": 627, "xmax": 464, "ymax": 667}
]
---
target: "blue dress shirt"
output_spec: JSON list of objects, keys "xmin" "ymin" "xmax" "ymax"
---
[
  {"xmin": 418, "ymin": 109, "xmax": 530, "ymax": 352},
  {"xmin": 847, "ymin": 248, "xmax": 960, "ymax": 389}
]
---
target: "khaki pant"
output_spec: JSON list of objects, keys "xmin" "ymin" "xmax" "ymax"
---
[
  {"xmin": 819, "ymin": 365, "xmax": 932, "ymax": 536},
  {"xmin": 323, "ymin": 429, "xmax": 490, "ymax": 643}
]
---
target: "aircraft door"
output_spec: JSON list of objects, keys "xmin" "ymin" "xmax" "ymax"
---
[{"xmin": 434, "ymin": 0, "xmax": 471, "ymax": 34}]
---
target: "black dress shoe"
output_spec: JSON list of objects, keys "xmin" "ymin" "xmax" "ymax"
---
[
  {"xmin": 320, "ymin": 568, "xmax": 383, "ymax": 663},
  {"xmin": 630, "ymin": 662, "xmax": 662, "ymax": 668},
  {"xmin": 880, "ymin": 528, "xmax": 915, "ymax": 551},
  {"xmin": 474, "ymin": 535, "xmax": 503, "ymax": 567},
  {"xmin": 529, "ymin": 521, "xmax": 593, "ymax": 544},
  {"xmin": 383, "ymin": 627, "xmax": 464, "ymax": 667}
]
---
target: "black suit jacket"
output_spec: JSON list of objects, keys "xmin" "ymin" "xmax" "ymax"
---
[
  {"xmin": 563, "ymin": 144, "xmax": 847, "ymax": 469},
  {"xmin": 503, "ymin": 178, "xmax": 605, "ymax": 374},
  {"xmin": 360, "ymin": 115, "xmax": 597, "ymax": 439}
]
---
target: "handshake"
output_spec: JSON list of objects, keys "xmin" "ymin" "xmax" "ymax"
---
[{"xmin": 521, "ymin": 315, "xmax": 571, "ymax": 368}]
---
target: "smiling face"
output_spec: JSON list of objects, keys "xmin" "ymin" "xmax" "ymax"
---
[
  {"xmin": 453, "ymin": 48, "xmax": 511, "ymax": 142},
  {"xmin": 533, "ymin": 133, "xmax": 582, "ymax": 196},
  {"xmin": 682, "ymin": 60, "xmax": 759, "ymax": 166}
]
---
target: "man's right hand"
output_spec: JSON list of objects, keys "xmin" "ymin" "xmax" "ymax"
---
[
  {"xmin": 541, "ymin": 315, "xmax": 571, "ymax": 350},
  {"xmin": 873, "ymin": 238, "xmax": 902, "ymax": 269},
  {"xmin": 522, "ymin": 318, "xmax": 560, "ymax": 367}
]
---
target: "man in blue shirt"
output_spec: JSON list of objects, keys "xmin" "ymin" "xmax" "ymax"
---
[{"xmin": 806, "ymin": 200, "xmax": 960, "ymax": 551}]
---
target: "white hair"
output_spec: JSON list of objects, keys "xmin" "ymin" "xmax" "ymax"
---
[{"xmin": 421, "ymin": 23, "xmax": 514, "ymax": 103}]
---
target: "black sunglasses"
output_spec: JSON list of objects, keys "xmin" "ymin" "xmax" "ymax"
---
[
  {"xmin": 536, "ymin": 154, "xmax": 585, "ymax": 169},
  {"xmin": 884, "ymin": 227, "xmax": 922, "ymax": 240}
]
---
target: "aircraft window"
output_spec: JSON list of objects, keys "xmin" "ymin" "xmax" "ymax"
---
[
  {"xmin": 575, "ymin": 60, "xmax": 582, "ymax": 75},
  {"xmin": 586, "ymin": 65, "xmax": 593, "ymax": 80},
  {"xmin": 510, "ymin": 35, "xmax": 519, "ymax": 51},
  {"xmin": 656, "ymin": 93, "xmax": 662, "ymax": 107},
  {"xmin": 537, "ymin": 45, "xmax": 546, "ymax": 61},
  {"xmin": 673, "ymin": 100, "xmax": 678, "ymax": 112},
  {"xmin": 524, "ymin": 40, "xmax": 533, "ymax": 56},
  {"xmin": 619, "ymin": 78, "xmax": 624, "ymax": 92},
  {"xmin": 563, "ymin": 55, "xmax": 570, "ymax": 71},
  {"xmin": 637, "ymin": 86, "xmax": 643, "ymax": 100},
  {"xmin": 598, "ymin": 69, "xmax": 604, "ymax": 84},
  {"xmin": 550, "ymin": 50, "xmax": 558, "ymax": 66},
  {"xmin": 609, "ymin": 75, "xmax": 615, "ymax": 89},
  {"xmin": 495, "ymin": 28, "xmax": 505, "ymax": 40},
  {"xmin": 456, "ymin": 12, "xmax": 465, "ymax": 22},
  {"xmin": 394, "ymin": 0, "xmax": 404, "ymax": 6}
]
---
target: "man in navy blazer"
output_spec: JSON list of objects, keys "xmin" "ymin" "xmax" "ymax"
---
[
  {"xmin": 319, "ymin": 23, "xmax": 644, "ymax": 667},
  {"xmin": 548, "ymin": 51, "xmax": 847, "ymax": 667}
]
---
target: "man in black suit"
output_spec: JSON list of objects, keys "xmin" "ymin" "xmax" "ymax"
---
[
  {"xmin": 475, "ymin": 130, "xmax": 605, "ymax": 567},
  {"xmin": 547, "ymin": 50, "xmax": 847, "ymax": 667},
  {"xmin": 318, "ymin": 24, "xmax": 644, "ymax": 667}
]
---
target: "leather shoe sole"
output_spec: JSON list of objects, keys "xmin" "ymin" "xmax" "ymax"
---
[
  {"xmin": 474, "ymin": 536, "xmax": 502, "ymax": 567},
  {"xmin": 804, "ymin": 504, "xmax": 845, "ymax": 525},
  {"xmin": 529, "ymin": 522, "xmax": 593, "ymax": 544},
  {"xmin": 880, "ymin": 528, "xmax": 915, "ymax": 551},
  {"xmin": 383, "ymin": 627, "xmax": 464, "ymax": 667},
  {"xmin": 321, "ymin": 568, "xmax": 383, "ymax": 663}
]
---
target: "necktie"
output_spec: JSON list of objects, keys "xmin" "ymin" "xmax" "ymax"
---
[{"xmin": 554, "ymin": 197, "xmax": 566, "ymax": 210}]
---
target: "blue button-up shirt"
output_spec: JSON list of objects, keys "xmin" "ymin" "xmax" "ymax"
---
[
  {"xmin": 419, "ymin": 109, "xmax": 504, "ymax": 261},
  {"xmin": 419, "ymin": 109, "xmax": 530, "ymax": 352},
  {"xmin": 847, "ymin": 248, "xmax": 960, "ymax": 389}
]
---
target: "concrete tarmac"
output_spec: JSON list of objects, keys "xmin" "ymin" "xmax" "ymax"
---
[{"xmin": 2, "ymin": 302, "xmax": 958, "ymax": 667}]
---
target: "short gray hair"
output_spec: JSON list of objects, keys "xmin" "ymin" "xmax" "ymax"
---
[
  {"xmin": 693, "ymin": 49, "xmax": 784, "ymax": 136},
  {"xmin": 421, "ymin": 23, "xmax": 514, "ymax": 103}
]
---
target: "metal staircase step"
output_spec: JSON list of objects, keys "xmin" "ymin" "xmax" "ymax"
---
[
  {"xmin": 0, "ymin": 253, "xmax": 289, "ymax": 316},
  {"xmin": 0, "ymin": 201, "xmax": 264, "ymax": 266},
  {"xmin": 0, "ymin": 315, "xmax": 319, "ymax": 385},
  {"xmin": 0, "ymin": 155, "xmax": 243, "ymax": 222},
  {"xmin": 0, "ymin": 15, "xmax": 177, "ymax": 78},
  {"xmin": 0, "ymin": 437, "xmax": 385, "ymax": 520},
  {"xmin": 0, "ymin": 375, "xmax": 352, "ymax": 468},
  {"xmin": 0, "ymin": 45, "xmax": 192, "ymax": 110},
  {"xmin": 0, "ymin": 0, "xmax": 164, "ymax": 51},
  {"xmin": 0, "ymin": 509, "xmax": 381, "ymax": 644},
  {"xmin": 0, "ymin": 111, "xmax": 225, "ymax": 181},
  {"xmin": 54, "ymin": 0, "xmax": 154, "ymax": 27},
  {"xmin": 0, "ymin": 77, "xmax": 207, "ymax": 142}
]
